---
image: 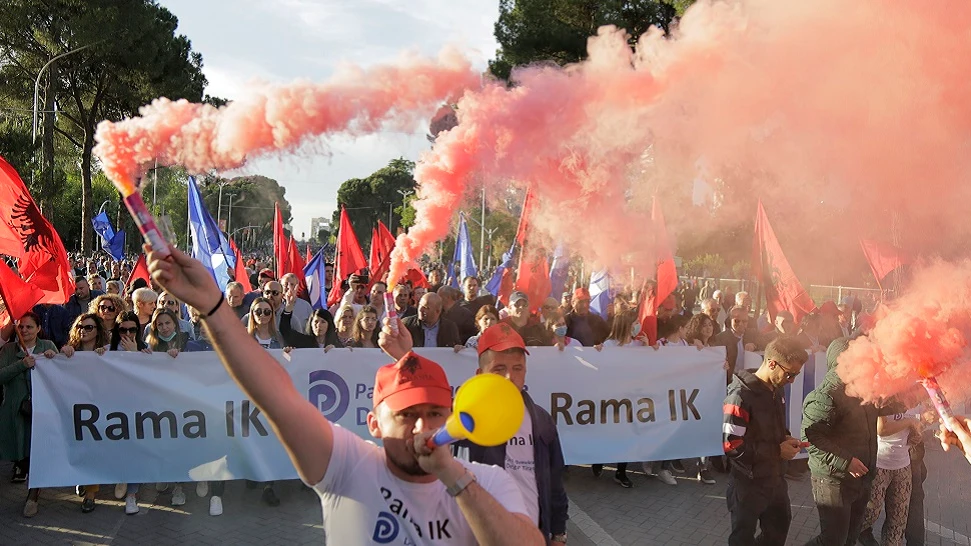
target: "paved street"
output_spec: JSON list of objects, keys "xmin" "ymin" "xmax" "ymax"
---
[{"xmin": 1, "ymin": 433, "xmax": 968, "ymax": 545}]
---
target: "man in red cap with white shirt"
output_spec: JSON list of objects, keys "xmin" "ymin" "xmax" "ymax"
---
[
  {"xmin": 143, "ymin": 245, "xmax": 542, "ymax": 546},
  {"xmin": 455, "ymin": 324, "xmax": 570, "ymax": 546}
]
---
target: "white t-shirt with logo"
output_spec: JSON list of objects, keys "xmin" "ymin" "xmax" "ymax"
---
[
  {"xmin": 876, "ymin": 408, "xmax": 919, "ymax": 471},
  {"xmin": 504, "ymin": 414, "xmax": 540, "ymax": 526},
  {"xmin": 313, "ymin": 424, "xmax": 529, "ymax": 545}
]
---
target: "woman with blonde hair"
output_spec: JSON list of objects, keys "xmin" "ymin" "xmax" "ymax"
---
[
  {"xmin": 246, "ymin": 297, "xmax": 284, "ymax": 349},
  {"xmin": 334, "ymin": 304, "xmax": 356, "ymax": 348},
  {"xmin": 145, "ymin": 308, "xmax": 189, "ymax": 357},
  {"xmin": 89, "ymin": 293, "xmax": 126, "ymax": 329}
]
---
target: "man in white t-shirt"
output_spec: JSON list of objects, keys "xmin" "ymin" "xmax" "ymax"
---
[
  {"xmin": 144, "ymin": 245, "xmax": 543, "ymax": 546},
  {"xmin": 454, "ymin": 323, "xmax": 570, "ymax": 546}
]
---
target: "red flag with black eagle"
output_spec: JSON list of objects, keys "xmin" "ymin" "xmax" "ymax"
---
[{"xmin": 0, "ymin": 155, "xmax": 74, "ymax": 304}]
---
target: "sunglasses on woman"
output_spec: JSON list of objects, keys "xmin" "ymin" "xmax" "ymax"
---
[
  {"xmin": 254, "ymin": 308, "xmax": 274, "ymax": 317},
  {"xmin": 118, "ymin": 326, "xmax": 139, "ymax": 334},
  {"xmin": 98, "ymin": 305, "xmax": 116, "ymax": 312},
  {"xmin": 76, "ymin": 324, "xmax": 96, "ymax": 332}
]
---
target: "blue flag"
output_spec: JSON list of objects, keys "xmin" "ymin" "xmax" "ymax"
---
[
  {"xmin": 588, "ymin": 269, "xmax": 611, "ymax": 320},
  {"xmin": 187, "ymin": 176, "xmax": 234, "ymax": 291},
  {"xmin": 449, "ymin": 213, "xmax": 477, "ymax": 288},
  {"xmin": 548, "ymin": 244, "xmax": 569, "ymax": 299},
  {"xmin": 486, "ymin": 244, "xmax": 515, "ymax": 297},
  {"xmin": 303, "ymin": 248, "xmax": 328, "ymax": 310},
  {"xmin": 91, "ymin": 211, "xmax": 125, "ymax": 261}
]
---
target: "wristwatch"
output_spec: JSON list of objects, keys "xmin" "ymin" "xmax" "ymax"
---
[
  {"xmin": 552, "ymin": 533, "xmax": 567, "ymax": 543},
  {"xmin": 446, "ymin": 469, "xmax": 477, "ymax": 497}
]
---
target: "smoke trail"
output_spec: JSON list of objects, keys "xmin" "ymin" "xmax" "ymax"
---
[{"xmin": 93, "ymin": 48, "xmax": 480, "ymax": 192}]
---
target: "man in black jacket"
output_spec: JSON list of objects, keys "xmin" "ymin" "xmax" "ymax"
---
[
  {"xmin": 401, "ymin": 292, "xmax": 462, "ymax": 348},
  {"xmin": 455, "ymin": 323, "xmax": 569, "ymax": 545},
  {"xmin": 723, "ymin": 335, "xmax": 808, "ymax": 546},
  {"xmin": 712, "ymin": 306, "xmax": 764, "ymax": 383},
  {"xmin": 801, "ymin": 337, "xmax": 909, "ymax": 546}
]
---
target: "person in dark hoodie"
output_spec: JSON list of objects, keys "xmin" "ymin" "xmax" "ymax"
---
[
  {"xmin": 723, "ymin": 335, "xmax": 809, "ymax": 546},
  {"xmin": 801, "ymin": 337, "xmax": 909, "ymax": 546},
  {"xmin": 454, "ymin": 323, "xmax": 569, "ymax": 546}
]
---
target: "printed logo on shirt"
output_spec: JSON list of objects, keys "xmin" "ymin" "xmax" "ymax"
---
[
  {"xmin": 381, "ymin": 486, "xmax": 452, "ymax": 540},
  {"xmin": 372, "ymin": 511, "xmax": 400, "ymax": 544},
  {"xmin": 308, "ymin": 370, "xmax": 350, "ymax": 421}
]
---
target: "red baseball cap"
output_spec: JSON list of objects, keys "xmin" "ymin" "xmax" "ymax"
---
[
  {"xmin": 258, "ymin": 268, "xmax": 275, "ymax": 279},
  {"xmin": 476, "ymin": 323, "xmax": 530, "ymax": 356},
  {"xmin": 573, "ymin": 287, "xmax": 591, "ymax": 301},
  {"xmin": 373, "ymin": 352, "xmax": 452, "ymax": 411}
]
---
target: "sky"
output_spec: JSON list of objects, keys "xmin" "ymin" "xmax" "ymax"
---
[{"xmin": 157, "ymin": 0, "xmax": 500, "ymax": 237}]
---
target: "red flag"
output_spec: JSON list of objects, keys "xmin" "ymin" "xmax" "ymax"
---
[
  {"xmin": 0, "ymin": 260, "xmax": 44, "ymax": 328},
  {"xmin": 514, "ymin": 251, "xmax": 551, "ymax": 313},
  {"xmin": 0, "ymin": 156, "xmax": 74, "ymax": 304},
  {"xmin": 127, "ymin": 254, "xmax": 151, "ymax": 288},
  {"xmin": 288, "ymin": 236, "xmax": 308, "ymax": 297},
  {"xmin": 369, "ymin": 227, "xmax": 381, "ymax": 273},
  {"xmin": 368, "ymin": 220, "xmax": 397, "ymax": 288},
  {"xmin": 860, "ymin": 239, "xmax": 910, "ymax": 289},
  {"xmin": 514, "ymin": 190, "xmax": 534, "ymax": 247},
  {"xmin": 403, "ymin": 267, "xmax": 429, "ymax": 289},
  {"xmin": 305, "ymin": 244, "xmax": 312, "ymax": 266},
  {"xmin": 328, "ymin": 207, "xmax": 368, "ymax": 306},
  {"xmin": 273, "ymin": 202, "xmax": 289, "ymax": 279},
  {"xmin": 229, "ymin": 238, "xmax": 252, "ymax": 293},
  {"xmin": 637, "ymin": 197, "xmax": 678, "ymax": 345},
  {"xmin": 753, "ymin": 200, "xmax": 816, "ymax": 323}
]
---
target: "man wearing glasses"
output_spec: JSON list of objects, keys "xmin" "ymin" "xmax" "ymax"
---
[
  {"xmin": 238, "ymin": 281, "xmax": 304, "ymax": 331},
  {"xmin": 723, "ymin": 336, "xmax": 809, "ymax": 546}
]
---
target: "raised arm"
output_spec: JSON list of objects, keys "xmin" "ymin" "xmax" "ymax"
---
[{"xmin": 146, "ymin": 245, "xmax": 334, "ymax": 484}]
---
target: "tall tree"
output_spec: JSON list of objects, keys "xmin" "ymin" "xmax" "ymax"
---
[
  {"xmin": 0, "ymin": 0, "xmax": 207, "ymax": 253},
  {"xmin": 334, "ymin": 158, "xmax": 418, "ymax": 248},
  {"xmin": 490, "ymin": 0, "xmax": 691, "ymax": 80}
]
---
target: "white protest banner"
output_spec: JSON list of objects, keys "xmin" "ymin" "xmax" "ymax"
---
[{"xmin": 30, "ymin": 346, "xmax": 728, "ymax": 488}]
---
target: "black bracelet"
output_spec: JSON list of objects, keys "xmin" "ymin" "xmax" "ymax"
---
[{"xmin": 205, "ymin": 293, "xmax": 225, "ymax": 318}]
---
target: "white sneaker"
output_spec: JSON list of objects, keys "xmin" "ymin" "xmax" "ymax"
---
[
  {"xmin": 656, "ymin": 469, "xmax": 678, "ymax": 486},
  {"xmin": 171, "ymin": 485, "xmax": 186, "ymax": 506},
  {"xmin": 125, "ymin": 494, "xmax": 139, "ymax": 515},
  {"xmin": 209, "ymin": 495, "xmax": 223, "ymax": 516},
  {"xmin": 114, "ymin": 483, "xmax": 127, "ymax": 500},
  {"xmin": 196, "ymin": 481, "xmax": 208, "ymax": 498}
]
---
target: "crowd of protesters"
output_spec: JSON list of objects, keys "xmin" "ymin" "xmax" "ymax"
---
[{"xmin": 1, "ymin": 250, "xmax": 969, "ymax": 546}]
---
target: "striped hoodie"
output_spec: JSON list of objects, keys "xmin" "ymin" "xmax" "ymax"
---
[{"xmin": 723, "ymin": 369, "xmax": 789, "ymax": 482}]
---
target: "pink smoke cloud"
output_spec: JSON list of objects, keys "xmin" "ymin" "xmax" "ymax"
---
[
  {"xmin": 93, "ymin": 48, "xmax": 480, "ymax": 192},
  {"xmin": 392, "ymin": 0, "xmax": 971, "ymax": 284},
  {"xmin": 838, "ymin": 260, "xmax": 971, "ymax": 403}
]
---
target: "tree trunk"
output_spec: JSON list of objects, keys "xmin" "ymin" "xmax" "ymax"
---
[{"xmin": 80, "ymin": 129, "xmax": 94, "ymax": 255}]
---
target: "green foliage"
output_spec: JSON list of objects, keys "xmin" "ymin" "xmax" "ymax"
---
[
  {"xmin": 490, "ymin": 0, "xmax": 689, "ymax": 80},
  {"xmin": 334, "ymin": 158, "xmax": 418, "ymax": 247},
  {"xmin": 731, "ymin": 260, "xmax": 751, "ymax": 280},
  {"xmin": 682, "ymin": 253, "xmax": 726, "ymax": 278},
  {"xmin": 200, "ymin": 174, "xmax": 292, "ymax": 252},
  {"xmin": 0, "ymin": 0, "xmax": 208, "ymax": 253}
]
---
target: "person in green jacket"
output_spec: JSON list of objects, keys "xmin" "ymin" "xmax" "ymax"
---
[
  {"xmin": 801, "ymin": 337, "xmax": 907, "ymax": 546},
  {"xmin": 0, "ymin": 311, "xmax": 58, "ymax": 518}
]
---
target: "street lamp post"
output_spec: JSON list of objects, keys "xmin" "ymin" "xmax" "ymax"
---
[
  {"xmin": 396, "ymin": 188, "xmax": 413, "ymax": 233},
  {"xmin": 216, "ymin": 180, "xmax": 229, "ymax": 227},
  {"xmin": 33, "ymin": 41, "xmax": 102, "ymax": 143},
  {"xmin": 479, "ymin": 187, "xmax": 486, "ymax": 273}
]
